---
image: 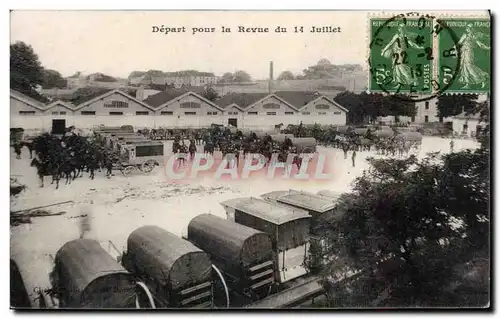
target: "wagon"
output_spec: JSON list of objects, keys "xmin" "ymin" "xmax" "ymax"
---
[
  {"xmin": 373, "ymin": 128, "xmax": 394, "ymax": 138},
  {"xmin": 401, "ymin": 131, "xmax": 423, "ymax": 142},
  {"xmin": 270, "ymin": 134, "xmax": 294, "ymax": 143},
  {"xmin": 115, "ymin": 141, "xmax": 164, "ymax": 175},
  {"xmin": 52, "ymin": 239, "xmax": 136, "ymax": 308},
  {"xmin": 353, "ymin": 128, "xmax": 369, "ymax": 135},
  {"xmin": 290, "ymin": 137, "xmax": 317, "ymax": 153},
  {"xmin": 122, "ymin": 226, "xmax": 213, "ymax": 308},
  {"xmin": 220, "ymin": 197, "xmax": 311, "ymax": 283},
  {"xmin": 187, "ymin": 214, "xmax": 275, "ymax": 300}
]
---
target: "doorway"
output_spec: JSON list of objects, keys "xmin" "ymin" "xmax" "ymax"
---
[
  {"xmin": 228, "ymin": 118, "xmax": 237, "ymax": 128},
  {"xmin": 51, "ymin": 119, "xmax": 66, "ymax": 134}
]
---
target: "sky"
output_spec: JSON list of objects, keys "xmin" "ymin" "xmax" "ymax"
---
[
  {"xmin": 10, "ymin": 10, "xmax": 488, "ymax": 80},
  {"xmin": 10, "ymin": 10, "xmax": 369, "ymax": 79}
]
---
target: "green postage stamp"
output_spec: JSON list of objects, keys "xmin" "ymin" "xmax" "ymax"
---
[
  {"xmin": 438, "ymin": 18, "xmax": 491, "ymax": 94},
  {"xmin": 369, "ymin": 13, "xmax": 491, "ymax": 95},
  {"xmin": 369, "ymin": 16, "xmax": 434, "ymax": 94}
]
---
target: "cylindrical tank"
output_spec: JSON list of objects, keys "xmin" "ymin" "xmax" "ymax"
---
[
  {"xmin": 125, "ymin": 226, "xmax": 212, "ymax": 293},
  {"xmin": 290, "ymin": 137, "xmax": 317, "ymax": 153},
  {"xmin": 271, "ymin": 134, "xmax": 294, "ymax": 143},
  {"xmin": 188, "ymin": 214, "xmax": 273, "ymax": 274},
  {"xmin": 401, "ymin": 131, "xmax": 423, "ymax": 142},
  {"xmin": 53, "ymin": 239, "xmax": 136, "ymax": 308},
  {"xmin": 187, "ymin": 214, "xmax": 275, "ymax": 299}
]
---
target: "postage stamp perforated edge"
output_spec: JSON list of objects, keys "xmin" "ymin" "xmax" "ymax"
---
[
  {"xmin": 434, "ymin": 14, "xmax": 492, "ymax": 95},
  {"xmin": 365, "ymin": 11, "xmax": 491, "ymax": 96},
  {"xmin": 366, "ymin": 12, "xmax": 434, "ymax": 96}
]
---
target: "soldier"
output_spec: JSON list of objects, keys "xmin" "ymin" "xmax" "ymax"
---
[
  {"xmin": 352, "ymin": 150, "xmax": 357, "ymax": 168},
  {"xmin": 342, "ymin": 143, "xmax": 349, "ymax": 160},
  {"xmin": 14, "ymin": 142, "xmax": 22, "ymax": 159},
  {"xmin": 450, "ymin": 138, "xmax": 455, "ymax": 153},
  {"xmin": 79, "ymin": 200, "xmax": 93, "ymax": 239}
]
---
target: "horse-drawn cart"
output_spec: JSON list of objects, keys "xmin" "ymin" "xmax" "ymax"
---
[{"xmin": 114, "ymin": 141, "xmax": 164, "ymax": 176}]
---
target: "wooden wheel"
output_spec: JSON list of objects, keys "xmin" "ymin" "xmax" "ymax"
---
[
  {"xmin": 141, "ymin": 160, "xmax": 156, "ymax": 173},
  {"xmin": 121, "ymin": 165, "xmax": 136, "ymax": 176}
]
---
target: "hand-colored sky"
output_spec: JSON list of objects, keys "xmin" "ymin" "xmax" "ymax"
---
[{"xmin": 10, "ymin": 10, "xmax": 487, "ymax": 79}]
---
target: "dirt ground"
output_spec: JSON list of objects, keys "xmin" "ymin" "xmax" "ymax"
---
[{"xmin": 10, "ymin": 136, "xmax": 479, "ymax": 304}]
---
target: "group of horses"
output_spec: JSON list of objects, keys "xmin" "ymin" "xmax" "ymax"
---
[
  {"xmin": 20, "ymin": 133, "xmax": 122, "ymax": 189},
  {"xmin": 171, "ymin": 127, "xmax": 305, "ymax": 169},
  {"xmin": 316, "ymin": 128, "xmax": 423, "ymax": 158}
]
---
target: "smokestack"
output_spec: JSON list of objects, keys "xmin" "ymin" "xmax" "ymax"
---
[{"xmin": 268, "ymin": 61, "xmax": 274, "ymax": 93}]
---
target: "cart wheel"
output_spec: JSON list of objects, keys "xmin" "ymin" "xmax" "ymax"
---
[
  {"xmin": 122, "ymin": 166, "xmax": 136, "ymax": 176},
  {"xmin": 141, "ymin": 160, "xmax": 156, "ymax": 173}
]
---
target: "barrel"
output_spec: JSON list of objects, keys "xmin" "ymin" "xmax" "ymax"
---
[{"xmin": 271, "ymin": 134, "xmax": 294, "ymax": 143}]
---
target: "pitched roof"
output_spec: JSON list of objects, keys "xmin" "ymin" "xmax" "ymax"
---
[
  {"xmin": 66, "ymin": 87, "xmax": 114, "ymax": 105},
  {"xmin": 46, "ymin": 100, "xmax": 76, "ymax": 111},
  {"xmin": 215, "ymin": 92, "xmax": 270, "ymax": 108},
  {"xmin": 274, "ymin": 91, "xmax": 321, "ymax": 108},
  {"xmin": 261, "ymin": 189, "xmax": 336, "ymax": 213},
  {"xmin": 304, "ymin": 95, "xmax": 350, "ymax": 112},
  {"xmin": 143, "ymin": 89, "xmax": 194, "ymax": 107},
  {"xmin": 220, "ymin": 197, "xmax": 311, "ymax": 225},
  {"xmin": 10, "ymin": 89, "xmax": 47, "ymax": 110},
  {"xmin": 73, "ymin": 89, "xmax": 155, "ymax": 111}
]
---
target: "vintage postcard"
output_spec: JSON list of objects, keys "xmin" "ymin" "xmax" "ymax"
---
[{"xmin": 9, "ymin": 10, "xmax": 491, "ymax": 310}]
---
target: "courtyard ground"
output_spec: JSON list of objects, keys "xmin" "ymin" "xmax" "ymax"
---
[{"xmin": 10, "ymin": 136, "xmax": 479, "ymax": 305}]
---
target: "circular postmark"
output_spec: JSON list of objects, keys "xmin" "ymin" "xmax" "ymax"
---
[{"xmin": 368, "ymin": 12, "xmax": 462, "ymax": 102}]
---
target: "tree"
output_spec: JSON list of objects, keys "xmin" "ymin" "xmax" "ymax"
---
[
  {"xmin": 201, "ymin": 86, "xmax": 220, "ymax": 102},
  {"xmin": 277, "ymin": 71, "xmax": 294, "ymax": 81},
  {"xmin": 128, "ymin": 71, "xmax": 146, "ymax": 79},
  {"xmin": 10, "ymin": 41, "xmax": 47, "ymax": 101},
  {"xmin": 41, "ymin": 69, "xmax": 67, "ymax": 89},
  {"xmin": 320, "ymin": 122, "xmax": 490, "ymax": 307},
  {"xmin": 437, "ymin": 94, "xmax": 479, "ymax": 119},
  {"xmin": 232, "ymin": 70, "xmax": 251, "ymax": 83},
  {"xmin": 218, "ymin": 72, "xmax": 234, "ymax": 83}
]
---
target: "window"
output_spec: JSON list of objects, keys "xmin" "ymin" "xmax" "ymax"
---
[
  {"xmin": 266, "ymin": 112, "xmax": 277, "ymax": 116},
  {"xmin": 161, "ymin": 111, "xmax": 173, "ymax": 115},
  {"xmin": 425, "ymin": 101, "xmax": 429, "ymax": 110},
  {"xmin": 316, "ymin": 104, "xmax": 330, "ymax": 110},
  {"xmin": 52, "ymin": 111, "xmax": 59, "ymax": 115},
  {"xmin": 81, "ymin": 111, "xmax": 96, "ymax": 115},
  {"xmin": 228, "ymin": 111, "xmax": 238, "ymax": 115},
  {"xmin": 110, "ymin": 112, "xmax": 123, "ymax": 115},
  {"xmin": 180, "ymin": 102, "xmax": 201, "ymax": 109},
  {"xmin": 207, "ymin": 112, "xmax": 218, "ymax": 115},
  {"xmin": 302, "ymin": 112, "xmax": 310, "ymax": 115},
  {"xmin": 19, "ymin": 111, "xmax": 35, "ymax": 115},
  {"xmin": 104, "ymin": 100, "xmax": 129, "ymax": 108},
  {"xmin": 60, "ymin": 111, "xmax": 67, "ymax": 115},
  {"xmin": 318, "ymin": 112, "xmax": 327, "ymax": 115},
  {"xmin": 185, "ymin": 112, "xmax": 197, "ymax": 115},
  {"xmin": 424, "ymin": 115, "xmax": 429, "ymax": 123},
  {"xmin": 136, "ymin": 111, "xmax": 149, "ymax": 115},
  {"xmin": 135, "ymin": 145, "xmax": 164, "ymax": 157},
  {"xmin": 334, "ymin": 111, "xmax": 342, "ymax": 115},
  {"xmin": 285, "ymin": 112, "xmax": 294, "ymax": 115},
  {"xmin": 263, "ymin": 103, "xmax": 280, "ymax": 109},
  {"xmin": 247, "ymin": 111, "xmax": 258, "ymax": 115}
]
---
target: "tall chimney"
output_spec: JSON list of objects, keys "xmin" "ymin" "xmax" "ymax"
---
[{"xmin": 268, "ymin": 61, "xmax": 274, "ymax": 93}]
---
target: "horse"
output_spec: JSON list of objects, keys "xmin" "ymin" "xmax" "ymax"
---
[{"xmin": 30, "ymin": 157, "xmax": 60, "ymax": 189}]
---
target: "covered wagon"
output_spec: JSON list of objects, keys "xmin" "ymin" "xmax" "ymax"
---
[
  {"xmin": 353, "ymin": 128, "xmax": 369, "ymax": 136},
  {"xmin": 401, "ymin": 131, "xmax": 423, "ymax": 142},
  {"xmin": 290, "ymin": 137, "xmax": 317, "ymax": 153},
  {"xmin": 122, "ymin": 226, "xmax": 213, "ymax": 308},
  {"xmin": 220, "ymin": 197, "xmax": 311, "ymax": 283},
  {"xmin": 373, "ymin": 128, "xmax": 395, "ymax": 138},
  {"xmin": 188, "ymin": 214, "xmax": 275, "ymax": 300},
  {"xmin": 270, "ymin": 134, "xmax": 294, "ymax": 143},
  {"xmin": 52, "ymin": 239, "xmax": 136, "ymax": 308},
  {"xmin": 316, "ymin": 190, "xmax": 342, "ymax": 202}
]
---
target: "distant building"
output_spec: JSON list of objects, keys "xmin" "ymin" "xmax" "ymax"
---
[{"xmin": 128, "ymin": 71, "xmax": 218, "ymax": 88}]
